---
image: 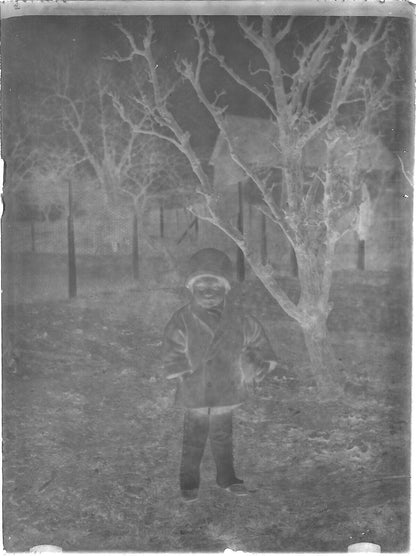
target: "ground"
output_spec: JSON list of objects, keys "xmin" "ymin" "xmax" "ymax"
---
[{"xmin": 2, "ymin": 255, "xmax": 411, "ymax": 552}]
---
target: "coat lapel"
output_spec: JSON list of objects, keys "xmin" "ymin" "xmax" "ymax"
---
[
  {"xmin": 190, "ymin": 301, "xmax": 223, "ymax": 337},
  {"xmin": 205, "ymin": 301, "xmax": 243, "ymax": 358},
  {"xmin": 188, "ymin": 299, "xmax": 244, "ymax": 364}
]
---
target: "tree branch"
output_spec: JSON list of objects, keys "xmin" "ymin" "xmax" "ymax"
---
[
  {"xmin": 204, "ymin": 19, "xmax": 278, "ymax": 119},
  {"xmin": 238, "ymin": 16, "xmax": 292, "ymax": 139}
]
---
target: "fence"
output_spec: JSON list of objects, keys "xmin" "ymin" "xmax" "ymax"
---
[{"xmin": 3, "ymin": 186, "xmax": 411, "ymax": 267}]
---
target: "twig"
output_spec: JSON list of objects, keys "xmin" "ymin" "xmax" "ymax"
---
[{"xmin": 397, "ymin": 155, "xmax": 413, "ymax": 188}]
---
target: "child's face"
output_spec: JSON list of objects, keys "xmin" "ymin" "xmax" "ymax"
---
[{"xmin": 191, "ymin": 276, "xmax": 227, "ymax": 309}]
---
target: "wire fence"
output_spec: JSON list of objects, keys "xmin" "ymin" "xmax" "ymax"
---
[{"xmin": 3, "ymin": 189, "xmax": 411, "ymax": 264}]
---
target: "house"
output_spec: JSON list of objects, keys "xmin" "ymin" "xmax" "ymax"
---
[
  {"xmin": 209, "ymin": 114, "xmax": 397, "ymax": 190},
  {"xmin": 208, "ymin": 114, "xmax": 409, "ymax": 271}
]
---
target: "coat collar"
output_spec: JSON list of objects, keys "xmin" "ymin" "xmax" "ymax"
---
[
  {"xmin": 190, "ymin": 300, "xmax": 225, "ymax": 335},
  {"xmin": 188, "ymin": 297, "xmax": 242, "ymax": 341}
]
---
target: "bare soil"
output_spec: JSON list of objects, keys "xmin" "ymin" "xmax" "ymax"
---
[{"xmin": 2, "ymin": 256, "xmax": 411, "ymax": 552}]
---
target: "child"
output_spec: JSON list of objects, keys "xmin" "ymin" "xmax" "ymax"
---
[{"xmin": 162, "ymin": 248, "xmax": 279, "ymax": 502}]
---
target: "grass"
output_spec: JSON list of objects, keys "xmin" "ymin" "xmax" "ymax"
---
[{"xmin": 2, "ymin": 257, "xmax": 411, "ymax": 552}]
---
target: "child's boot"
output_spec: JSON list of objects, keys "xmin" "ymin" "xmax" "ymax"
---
[{"xmin": 223, "ymin": 479, "xmax": 249, "ymax": 496}]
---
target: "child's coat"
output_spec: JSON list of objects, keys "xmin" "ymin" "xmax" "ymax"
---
[{"xmin": 163, "ymin": 298, "xmax": 276, "ymax": 408}]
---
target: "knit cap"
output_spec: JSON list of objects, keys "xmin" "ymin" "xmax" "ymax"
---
[{"xmin": 184, "ymin": 248, "xmax": 233, "ymax": 289}]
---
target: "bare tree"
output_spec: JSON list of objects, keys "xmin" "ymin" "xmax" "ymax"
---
[
  {"xmin": 20, "ymin": 148, "xmax": 88, "ymax": 222},
  {"xmin": 111, "ymin": 16, "xmax": 402, "ymax": 398},
  {"xmin": 4, "ymin": 108, "xmax": 87, "ymax": 223},
  {"xmin": 2, "ymin": 110, "xmax": 45, "ymax": 219},
  {"xmin": 42, "ymin": 62, "xmax": 137, "ymax": 205},
  {"xmin": 116, "ymin": 132, "xmax": 196, "ymax": 276},
  {"xmin": 36, "ymin": 61, "xmax": 141, "ymax": 254},
  {"xmin": 115, "ymin": 131, "xmax": 194, "ymax": 223},
  {"xmin": 38, "ymin": 57, "xmax": 193, "ymax": 263}
]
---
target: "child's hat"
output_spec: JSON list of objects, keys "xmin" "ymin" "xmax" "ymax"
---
[{"xmin": 185, "ymin": 248, "xmax": 233, "ymax": 289}]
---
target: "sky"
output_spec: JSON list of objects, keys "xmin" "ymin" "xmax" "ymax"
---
[
  {"xmin": 2, "ymin": 15, "xmax": 265, "ymax": 151},
  {"xmin": 1, "ymin": 14, "xmax": 413, "ymax": 155},
  {"xmin": 2, "ymin": 16, "xmax": 259, "ymax": 105}
]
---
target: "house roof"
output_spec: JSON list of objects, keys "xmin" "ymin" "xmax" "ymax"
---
[
  {"xmin": 209, "ymin": 114, "xmax": 281, "ymax": 169},
  {"xmin": 209, "ymin": 114, "xmax": 397, "ymax": 188}
]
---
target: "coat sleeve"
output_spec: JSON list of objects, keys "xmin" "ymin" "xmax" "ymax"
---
[
  {"xmin": 162, "ymin": 310, "xmax": 193, "ymax": 380},
  {"xmin": 243, "ymin": 315, "xmax": 277, "ymax": 366}
]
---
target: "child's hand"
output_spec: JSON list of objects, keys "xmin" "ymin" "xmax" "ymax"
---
[
  {"xmin": 256, "ymin": 361, "xmax": 296, "ymax": 384},
  {"xmin": 254, "ymin": 361, "xmax": 279, "ymax": 383}
]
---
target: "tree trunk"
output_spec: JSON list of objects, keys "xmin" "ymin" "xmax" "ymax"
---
[
  {"xmin": 132, "ymin": 212, "xmax": 139, "ymax": 280},
  {"xmin": 300, "ymin": 317, "xmax": 342, "ymax": 399},
  {"xmin": 260, "ymin": 212, "xmax": 267, "ymax": 265},
  {"xmin": 295, "ymin": 249, "xmax": 343, "ymax": 399},
  {"xmin": 236, "ymin": 182, "xmax": 245, "ymax": 282},
  {"xmin": 67, "ymin": 181, "xmax": 77, "ymax": 299}
]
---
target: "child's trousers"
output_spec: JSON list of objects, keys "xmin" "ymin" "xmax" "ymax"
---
[{"xmin": 180, "ymin": 408, "xmax": 240, "ymax": 491}]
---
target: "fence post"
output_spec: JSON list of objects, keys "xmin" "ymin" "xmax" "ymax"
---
[
  {"xmin": 160, "ymin": 201, "xmax": 164, "ymax": 238},
  {"xmin": 31, "ymin": 220, "xmax": 36, "ymax": 253},
  {"xmin": 357, "ymin": 239, "xmax": 365, "ymax": 270},
  {"xmin": 248, "ymin": 202, "xmax": 253, "ymax": 236},
  {"xmin": 132, "ymin": 212, "xmax": 139, "ymax": 280},
  {"xmin": 236, "ymin": 182, "xmax": 245, "ymax": 282},
  {"xmin": 67, "ymin": 180, "xmax": 77, "ymax": 298}
]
